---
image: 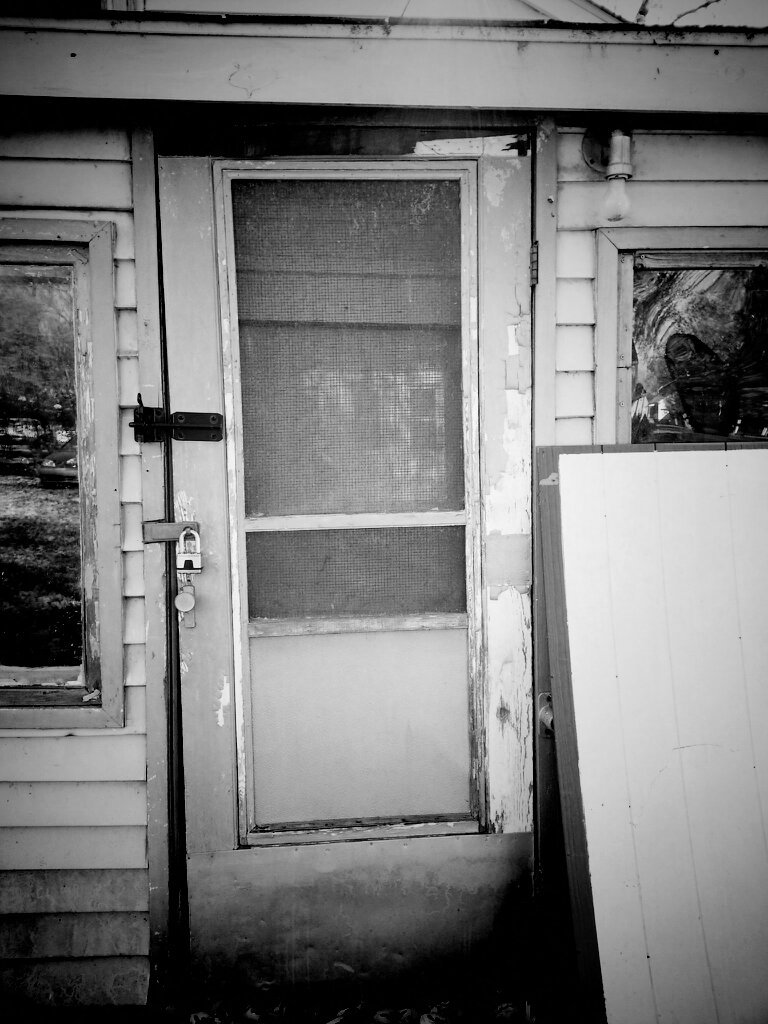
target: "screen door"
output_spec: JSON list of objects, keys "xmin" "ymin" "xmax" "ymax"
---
[{"xmin": 217, "ymin": 166, "xmax": 479, "ymax": 835}]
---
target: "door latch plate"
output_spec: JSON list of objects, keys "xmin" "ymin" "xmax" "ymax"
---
[{"xmin": 130, "ymin": 395, "xmax": 223, "ymax": 443}]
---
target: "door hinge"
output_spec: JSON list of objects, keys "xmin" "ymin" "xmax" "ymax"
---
[
  {"xmin": 130, "ymin": 394, "xmax": 223, "ymax": 443},
  {"xmin": 530, "ymin": 241, "xmax": 539, "ymax": 288}
]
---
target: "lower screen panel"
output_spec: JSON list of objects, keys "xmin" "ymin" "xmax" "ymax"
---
[
  {"xmin": 250, "ymin": 628, "xmax": 471, "ymax": 828},
  {"xmin": 246, "ymin": 527, "xmax": 466, "ymax": 618}
]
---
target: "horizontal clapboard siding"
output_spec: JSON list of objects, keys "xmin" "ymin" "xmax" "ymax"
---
[
  {"xmin": 0, "ymin": 957, "xmax": 150, "ymax": 1006},
  {"xmin": 557, "ymin": 132, "xmax": 768, "ymax": 183},
  {"xmin": 558, "ymin": 181, "xmax": 768, "ymax": 230},
  {"xmin": 0, "ymin": 912, "xmax": 149, "ymax": 958},
  {"xmin": 0, "ymin": 159, "xmax": 133, "ymax": 210},
  {"xmin": 0, "ymin": 828, "xmax": 147, "ymax": 871},
  {"xmin": 0, "ymin": 127, "xmax": 150, "ymax": 1005},
  {"xmin": 0, "ymin": 870, "xmax": 149, "ymax": 914},
  {"xmin": 0, "ymin": 783, "xmax": 147, "ymax": 827},
  {"xmin": 0, "ymin": 736, "xmax": 146, "ymax": 781},
  {"xmin": 553, "ymin": 129, "xmax": 768, "ymax": 438},
  {"xmin": 0, "ymin": 130, "xmax": 131, "ymax": 162}
]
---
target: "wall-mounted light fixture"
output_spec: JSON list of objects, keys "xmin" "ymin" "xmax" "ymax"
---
[
  {"xmin": 582, "ymin": 128, "xmax": 634, "ymax": 223},
  {"xmin": 603, "ymin": 130, "xmax": 633, "ymax": 222}
]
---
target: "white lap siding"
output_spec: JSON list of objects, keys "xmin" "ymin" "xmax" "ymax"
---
[
  {"xmin": 552, "ymin": 129, "xmax": 768, "ymax": 441},
  {"xmin": 0, "ymin": 128, "xmax": 150, "ymax": 1005}
]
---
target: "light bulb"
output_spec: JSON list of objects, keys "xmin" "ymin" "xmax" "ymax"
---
[{"xmin": 603, "ymin": 175, "xmax": 631, "ymax": 222}]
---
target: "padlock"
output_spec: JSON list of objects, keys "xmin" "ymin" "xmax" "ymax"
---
[{"xmin": 176, "ymin": 527, "xmax": 202, "ymax": 573}]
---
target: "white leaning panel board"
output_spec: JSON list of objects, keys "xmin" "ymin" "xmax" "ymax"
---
[{"xmin": 558, "ymin": 448, "xmax": 768, "ymax": 1024}]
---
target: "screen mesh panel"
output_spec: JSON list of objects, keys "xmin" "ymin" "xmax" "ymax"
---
[
  {"xmin": 247, "ymin": 527, "xmax": 466, "ymax": 618},
  {"xmin": 238, "ymin": 324, "xmax": 464, "ymax": 515},
  {"xmin": 232, "ymin": 178, "xmax": 464, "ymax": 516}
]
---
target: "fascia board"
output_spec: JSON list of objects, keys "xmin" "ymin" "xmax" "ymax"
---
[{"xmin": 0, "ymin": 19, "xmax": 766, "ymax": 114}]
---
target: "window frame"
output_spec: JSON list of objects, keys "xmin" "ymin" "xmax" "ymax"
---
[
  {"xmin": 213, "ymin": 160, "xmax": 481, "ymax": 842},
  {"xmin": 594, "ymin": 227, "xmax": 768, "ymax": 445},
  {"xmin": 0, "ymin": 218, "xmax": 123, "ymax": 729}
]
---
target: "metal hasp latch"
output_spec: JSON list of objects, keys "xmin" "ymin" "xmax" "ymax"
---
[
  {"xmin": 143, "ymin": 519, "xmax": 202, "ymax": 628},
  {"xmin": 130, "ymin": 393, "xmax": 223, "ymax": 443}
]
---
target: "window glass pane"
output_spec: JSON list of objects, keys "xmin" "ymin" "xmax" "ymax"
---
[
  {"xmin": 247, "ymin": 527, "xmax": 466, "ymax": 618},
  {"xmin": 632, "ymin": 266, "xmax": 768, "ymax": 443},
  {"xmin": 0, "ymin": 265, "xmax": 81, "ymax": 677},
  {"xmin": 232, "ymin": 178, "xmax": 464, "ymax": 515}
]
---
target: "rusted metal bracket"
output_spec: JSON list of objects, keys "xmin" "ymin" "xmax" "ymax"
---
[
  {"xmin": 142, "ymin": 520, "xmax": 200, "ymax": 545},
  {"xmin": 130, "ymin": 393, "xmax": 223, "ymax": 443}
]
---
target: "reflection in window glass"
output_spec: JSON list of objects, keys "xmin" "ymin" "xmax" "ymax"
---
[
  {"xmin": 0, "ymin": 265, "xmax": 81, "ymax": 678},
  {"xmin": 632, "ymin": 266, "xmax": 768, "ymax": 443}
]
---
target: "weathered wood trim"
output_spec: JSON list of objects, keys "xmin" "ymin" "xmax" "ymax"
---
[
  {"xmin": 477, "ymin": 149, "xmax": 533, "ymax": 834},
  {"xmin": 130, "ymin": 125, "xmax": 171, "ymax": 996},
  {"xmin": 248, "ymin": 613, "xmax": 467, "ymax": 637},
  {"xmin": 117, "ymin": 0, "xmax": 618, "ymax": 19},
  {"xmin": 213, "ymin": 159, "xmax": 252, "ymax": 845},
  {"xmin": 0, "ymin": 218, "xmax": 110, "ymax": 245},
  {"xmin": 614, "ymin": 254, "xmax": 634, "ymax": 444},
  {"xmin": 0, "ymin": 218, "xmax": 124, "ymax": 728},
  {"xmin": 0, "ymin": 686, "xmax": 145, "ymax": 739},
  {"xmin": 0, "ymin": 869, "xmax": 149, "ymax": 914},
  {"xmin": 246, "ymin": 817, "xmax": 479, "ymax": 846},
  {"xmin": 594, "ymin": 226, "xmax": 768, "ymax": 446},
  {"xmin": 160, "ymin": 156, "xmax": 239, "ymax": 856},
  {"xmin": 89, "ymin": 221, "xmax": 125, "ymax": 727},
  {"xmin": 597, "ymin": 226, "xmax": 768, "ymax": 252},
  {"xmin": 255, "ymin": 812, "xmax": 474, "ymax": 834},
  {"xmin": 0, "ymin": 21, "xmax": 766, "ymax": 113},
  {"xmin": 533, "ymin": 119, "xmax": 558, "ymax": 448},
  {"xmin": 244, "ymin": 510, "xmax": 466, "ymax": 531},
  {"xmin": 593, "ymin": 230, "xmax": 619, "ymax": 443},
  {"xmin": 634, "ymin": 249, "xmax": 768, "ymax": 269}
]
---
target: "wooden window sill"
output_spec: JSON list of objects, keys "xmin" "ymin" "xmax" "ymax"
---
[{"xmin": 245, "ymin": 818, "xmax": 479, "ymax": 847}]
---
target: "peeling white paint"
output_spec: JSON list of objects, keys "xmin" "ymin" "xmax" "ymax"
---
[
  {"xmin": 484, "ymin": 392, "xmax": 532, "ymax": 536},
  {"xmin": 507, "ymin": 323, "xmax": 519, "ymax": 357},
  {"xmin": 486, "ymin": 586, "xmax": 533, "ymax": 832},
  {"xmin": 215, "ymin": 676, "xmax": 231, "ymax": 728},
  {"xmin": 483, "ymin": 164, "xmax": 511, "ymax": 208},
  {"xmin": 174, "ymin": 489, "xmax": 196, "ymax": 522},
  {"xmin": 413, "ymin": 135, "xmax": 524, "ymax": 157}
]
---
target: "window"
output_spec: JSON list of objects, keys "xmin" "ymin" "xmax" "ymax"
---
[
  {"xmin": 595, "ymin": 228, "xmax": 768, "ymax": 444},
  {"xmin": 0, "ymin": 220, "xmax": 123, "ymax": 727},
  {"xmin": 216, "ymin": 165, "xmax": 479, "ymax": 838}
]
